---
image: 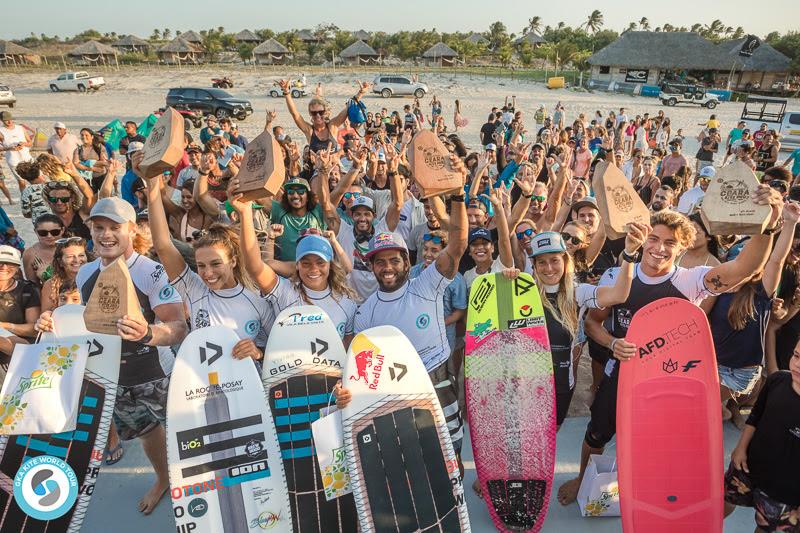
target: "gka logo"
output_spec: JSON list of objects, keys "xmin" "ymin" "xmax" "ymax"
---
[
  {"xmin": 13, "ymin": 456, "xmax": 79, "ymax": 520},
  {"xmin": 245, "ymin": 320, "xmax": 259, "ymax": 335},
  {"xmin": 416, "ymin": 313, "xmax": 430, "ymax": 329},
  {"xmin": 199, "ymin": 342, "xmax": 222, "ymax": 366}
]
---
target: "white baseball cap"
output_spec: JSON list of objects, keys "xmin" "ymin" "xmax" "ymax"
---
[
  {"xmin": 89, "ymin": 197, "xmax": 137, "ymax": 224},
  {"xmin": 699, "ymin": 166, "xmax": 716, "ymax": 178},
  {"xmin": 53, "ymin": 122, "xmax": 67, "ymax": 129},
  {"xmin": 0, "ymin": 245, "xmax": 22, "ymax": 266}
]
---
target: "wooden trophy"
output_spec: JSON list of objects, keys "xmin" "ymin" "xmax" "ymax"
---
[
  {"xmin": 407, "ymin": 130, "xmax": 463, "ymax": 198},
  {"xmin": 84, "ymin": 257, "xmax": 145, "ymax": 335},
  {"xmin": 233, "ymin": 129, "xmax": 285, "ymax": 201},
  {"xmin": 140, "ymin": 107, "xmax": 185, "ymax": 179},
  {"xmin": 700, "ymin": 161, "xmax": 770, "ymax": 235},
  {"xmin": 593, "ymin": 161, "xmax": 650, "ymax": 239}
]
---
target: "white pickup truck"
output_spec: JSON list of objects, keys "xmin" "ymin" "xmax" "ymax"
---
[
  {"xmin": 48, "ymin": 72, "xmax": 105, "ymax": 93},
  {"xmin": 740, "ymin": 96, "xmax": 800, "ymax": 152}
]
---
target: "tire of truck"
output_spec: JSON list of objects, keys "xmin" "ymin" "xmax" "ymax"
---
[
  {"xmin": 50, "ymin": 85, "xmax": 59, "ymax": 92},
  {"xmin": 291, "ymin": 89, "xmax": 302, "ymax": 98},
  {"xmin": 215, "ymin": 108, "xmax": 230, "ymax": 119},
  {"xmin": 706, "ymin": 100, "xmax": 717, "ymax": 109},
  {"xmin": 77, "ymin": 84, "xmax": 86, "ymax": 93}
]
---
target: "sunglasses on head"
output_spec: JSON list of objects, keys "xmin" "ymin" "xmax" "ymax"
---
[
  {"xmin": 561, "ymin": 232, "xmax": 583, "ymax": 245},
  {"xmin": 285, "ymin": 187, "xmax": 307, "ymax": 195},
  {"xmin": 48, "ymin": 196, "xmax": 71, "ymax": 204},
  {"xmin": 516, "ymin": 228, "xmax": 534, "ymax": 240},
  {"xmin": 37, "ymin": 228, "xmax": 63, "ymax": 237},
  {"xmin": 309, "ymin": 110, "xmax": 325, "ymax": 117},
  {"xmin": 343, "ymin": 192, "xmax": 362, "ymax": 200},
  {"xmin": 56, "ymin": 236, "xmax": 83, "ymax": 245},
  {"xmin": 423, "ymin": 234, "xmax": 443, "ymax": 245}
]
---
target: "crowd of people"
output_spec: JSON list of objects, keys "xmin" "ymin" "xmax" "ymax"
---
[{"xmin": 0, "ymin": 81, "xmax": 798, "ymax": 531}]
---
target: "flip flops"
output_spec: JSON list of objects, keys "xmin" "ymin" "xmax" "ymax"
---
[{"xmin": 105, "ymin": 443, "xmax": 125, "ymax": 465}]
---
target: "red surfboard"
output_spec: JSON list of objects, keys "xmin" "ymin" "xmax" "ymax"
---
[{"xmin": 618, "ymin": 297, "xmax": 723, "ymax": 533}]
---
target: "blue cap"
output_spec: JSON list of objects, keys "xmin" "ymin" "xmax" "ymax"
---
[
  {"xmin": 295, "ymin": 235, "xmax": 333, "ymax": 262},
  {"xmin": 468, "ymin": 228, "xmax": 492, "ymax": 244},
  {"xmin": 530, "ymin": 231, "xmax": 567, "ymax": 257}
]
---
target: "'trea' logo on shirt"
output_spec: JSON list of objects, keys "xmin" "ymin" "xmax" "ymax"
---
[{"xmin": 416, "ymin": 314, "xmax": 430, "ymax": 329}]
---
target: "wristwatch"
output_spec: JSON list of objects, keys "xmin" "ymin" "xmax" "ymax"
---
[
  {"xmin": 139, "ymin": 325, "xmax": 153, "ymax": 345},
  {"xmin": 621, "ymin": 250, "xmax": 637, "ymax": 263}
]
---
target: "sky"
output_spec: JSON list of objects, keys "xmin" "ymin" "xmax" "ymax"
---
[{"xmin": 5, "ymin": 0, "xmax": 798, "ymax": 39}]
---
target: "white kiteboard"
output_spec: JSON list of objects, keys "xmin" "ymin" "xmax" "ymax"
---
[
  {"xmin": 0, "ymin": 304, "xmax": 121, "ymax": 532},
  {"xmin": 167, "ymin": 326, "xmax": 291, "ymax": 533},
  {"xmin": 263, "ymin": 305, "xmax": 358, "ymax": 532},
  {"xmin": 341, "ymin": 326, "xmax": 470, "ymax": 532}
]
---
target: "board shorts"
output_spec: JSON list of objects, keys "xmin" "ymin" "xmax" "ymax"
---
[
  {"xmin": 724, "ymin": 463, "xmax": 800, "ymax": 533},
  {"xmin": 429, "ymin": 362, "xmax": 463, "ymax": 453},
  {"xmin": 718, "ymin": 365, "xmax": 761, "ymax": 398},
  {"xmin": 113, "ymin": 376, "xmax": 170, "ymax": 441},
  {"xmin": 584, "ymin": 364, "xmax": 619, "ymax": 449},
  {"xmin": 588, "ymin": 337, "xmax": 612, "ymax": 366},
  {"xmin": 556, "ymin": 388, "xmax": 575, "ymax": 427}
]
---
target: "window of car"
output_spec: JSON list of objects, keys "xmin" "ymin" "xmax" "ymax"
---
[
  {"xmin": 788, "ymin": 113, "xmax": 800, "ymax": 126},
  {"xmin": 396, "ymin": 77, "xmax": 411, "ymax": 84},
  {"xmin": 57, "ymin": 75, "xmax": 67, "ymax": 81}
]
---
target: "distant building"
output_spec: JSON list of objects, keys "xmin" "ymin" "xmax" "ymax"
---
[
  {"xmin": 297, "ymin": 30, "xmax": 322, "ymax": 45},
  {"xmin": 423, "ymin": 42, "xmax": 459, "ymax": 67},
  {"xmin": 253, "ymin": 38, "xmax": 290, "ymax": 65},
  {"xmin": 467, "ymin": 33, "xmax": 489, "ymax": 46},
  {"xmin": 235, "ymin": 30, "xmax": 261, "ymax": 45},
  {"xmin": 112, "ymin": 35, "xmax": 150, "ymax": 54},
  {"xmin": 514, "ymin": 32, "xmax": 546, "ymax": 47},
  {"xmin": 68, "ymin": 40, "xmax": 118, "ymax": 65},
  {"xmin": 157, "ymin": 37, "xmax": 204, "ymax": 64},
  {"xmin": 0, "ymin": 40, "xmax": 40, "ymax": 65},
  {"xmin": 339, "ymin": 40, "xmax": 379, "ymax": 65},
  {"xmin": 588, "ymin": 31, "xmax": 791, "ymax": 91},
  {"xmin": 178, "ymin": 30, "xmax": 203, "ymax": 46},
  {"xmin": 352, "ymin": 30, "xmax": 371, "ymax": 42}
]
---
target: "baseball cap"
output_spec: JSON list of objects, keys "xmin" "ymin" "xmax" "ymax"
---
[
  {"xmin": 0, "ymin": 111, "xmax": 12, "ymax": 121},
  {"xmin": 296, "ymin": 234, "xmax": 333, "ymax": 262},
  {"xmin": 0, "ymin": 245, "xmax": 22, "ymax": 266},
  {"xmin": 699, "ymin": 166, "xmax": 716, "ymax": 178},
  {"xmin": 284, "ymin": 177, "xmax": 310, "ymax": 191},
  {"xmin": 88, "ymin": 197, "xmax": 137, "ymax": 224},
  {"xmin": 529, "ymin": 231, "xmax": 567, "ymax": 257},
  {"xmin": 485, "ymin": 143, "xmax": 497, "ymax": 151},
  {"xmin": 351, "ymin": 196, "xmax": 375, "ymax": 212},
  {"xmin": 376, "ymin": 152, "xmax": 386, "ymax": 163},
  {"xmin": 53, "ymin": 122, "xmax": 66, "ymax": 129},
  {"xmin": 468, "ymin": 228, "xmax": 492, "ymax": 244},
  {"xmin": 365, "ymin": 232, "xmax": 407, "ymax": 259},
  {"xmin": 531, "ymin": 143, "xmax": 545, "ymax": 151},
  {"xmin": 571, "ymin": 196, "xmax": 599, "ymax": 214},
  {"xmin": 186, "ymin": 145, "xmax": 202, "ymax": 154},
  {"xmin": 127, "ymin": 141, "xmax": 145, "ymax": 155}
]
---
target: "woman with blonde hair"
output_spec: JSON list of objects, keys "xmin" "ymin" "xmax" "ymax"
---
[{"xmin": 525, "ymin": 224, "xmax": 649, "ymax": 428}]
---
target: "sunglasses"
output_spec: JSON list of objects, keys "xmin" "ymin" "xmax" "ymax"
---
[
  {"xmin": 309, "ymin": 110, "xmax": 326, "ymax": 117},
  {"xmin": 37, "ymin": 228, "xmax": 64, "ymax": 237},
  {"xmin": 531, "ymin": 195, "xmax": 546, "ymax": 202},
  {"xmin": 48, "ymin": 196, "xmax": 72, "ymax": 204},
  {"xmin": 516, "ymin": 228, "xmax": 534, "ymax": 240},
  {"xmin": 343, "ymin": 192, "xmax": 361, "ymax": 200},
  {"xmin": 561, "ymin": 232, "xmax": 583, "ymax": 245},
  {"xmin": 285, "ymin": 187, "xmax": 307, "ymax": 195},
  {"xmin": 56, "ymin": 236, "xmax": 84, "ymax": 245},
  {"xmin": 423, "ymin": 234, "xmax": 443, "ymax": 245}
]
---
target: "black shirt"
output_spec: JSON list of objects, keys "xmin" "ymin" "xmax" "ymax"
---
[
  {"xmin": 119, "ymin": 134, "xmax": 146, "ymax": 170},
  {"xmin": 0, "ymin": 280, "xmax": 41, "ymax": 342},
  {"xmin": 545, "ymin": 291, "xmax": 573, "ymax": 392},
  {"xmin": 479, "ymin": 122, "xmax": 496, "ymax": 146},
  {"xmin": 745, "ymin": 371, "xmax": 800, "ymax": 505},
  {"xmin": 710, "ymin": 283, "xmax": 771, "ymax": 368}
]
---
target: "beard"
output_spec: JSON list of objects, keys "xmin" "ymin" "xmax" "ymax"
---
[
  {"xmin": 376, "ymin": 265, "xmax": 410, "ymax": 292},
  {"xmin": 651, "ymin": 201, "xmax": 665, "ymax": 212}
]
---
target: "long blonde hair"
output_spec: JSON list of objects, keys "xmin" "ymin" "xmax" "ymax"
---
[
  {"xmin": 193, "ymin": 223, "xmax": 256, "ymax": 291},
  {"xmin": 727, "ymin": 274, "xmax": 762, "ymax": 331},
  {"xmin": 532, "ymin": 251, "xmax": 580, "ymax": 337},
  {"xmin": 291, "ymin": 259, "xmax": 357, "ymax": 304}
]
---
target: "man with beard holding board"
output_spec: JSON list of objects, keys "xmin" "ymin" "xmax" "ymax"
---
[{"xmin": 557, "ymin": 184, "xmax": 785, "ymax": 506}]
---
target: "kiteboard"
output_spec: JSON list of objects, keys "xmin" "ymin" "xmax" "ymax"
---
[
  {"xmin": 619, "ymin": 297, "xmax": 723, "ymax": 533},
  {"xmin": 262, "ymin": 305, "xmax": 358, "ymax": 532},
  {"xmin": 0, "ymin": 304, "xmax": 121, "ymax": 532},
  {"xmin": 465, "ymin": 272, "xmax": 556, "ymax": 532},
  {"xmin": 341, "ymin": 326, "xmax": 470, "ymax": 532},
  {"xmin": 167, "ymin": 326, "xmax": 291, "ymax": 533}
]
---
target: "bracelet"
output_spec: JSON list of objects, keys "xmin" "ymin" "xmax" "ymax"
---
[
  {"xmin": 522, "ymin": 192, "xmax": 533, "ymax": 199},
  {"xmin": 139, "ymin": 325, "xmax": 153, "ymax": 345},
  {"xmin": 621, "ymin": 250, "xmax": 637, "ymax": 263},
  {"xmin": 387, "ymin": 171, "xmax": 397, "ymax": 178},
  {"xmin": 762, "ymin": 224, "xmax": 780, "ymax": 236},
  {"xmin": 449, "ymin": 194, "xmax": 466, "ymax": 203},
  {"xmin": 609, "ymin": 338, "xmax": 619, "ymax": 352}
]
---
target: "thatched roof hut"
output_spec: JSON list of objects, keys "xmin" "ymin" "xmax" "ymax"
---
[
  {"xmin": 297, "ymin": 29, "xmax": 321, "ymax": 44},
  {"xmin": 514, "ymin": 32, "xmax": 546, "ymax": 47},
  {"xmin": 339, "ymin": 40, "xmax": 379, "ymax": 65},
  {"xmin": 68, "ymin": 40, "xmax": 118, "ymax": 65},
  {"xmin": 589, "ymin": 32, "xmax": 720, "ymax": 70},
  {"xmin": 352, "ymin": 30, "xmax": 371, "ymax": 41},
  {"xmin": 235, "ymin": 30, "xmax": 261, "ymax": 44},
  {"xmin": 0, "ymin": 40, "xmax": 40, "ymax": 65},
  {"xmin": 178, "ymin": 30, "xmax": 203, "ymax": 45},
  {"xmin": 467, "ymin": 33, "xmax": 489, "ymax": 46},
  {"xmin": 423, "ymin": 42, "xmax": 459, "ymax": 66},
  {"xmin": 157, "ymin": 37, "xmax": 204, "ymax": 64},
  {"xmin": 715, "ymin": 38, "xmax": 790, "ymax": 72},
  {"xmin": 112, "ymin": 35, "xmax": 150, "ymax": 54},
  {"xmin": 253, "ymin": 38, "xmax": 290, "ymax": 65}
]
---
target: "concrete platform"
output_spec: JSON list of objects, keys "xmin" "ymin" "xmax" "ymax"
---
[{"xmin": 83, "ymin": 416, "xmax": 756, "ymax": 532}]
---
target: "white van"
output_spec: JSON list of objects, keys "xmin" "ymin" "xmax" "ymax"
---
[{"xmin": 740, "ymin": 96, "xmax": 800, "ymax": 151}]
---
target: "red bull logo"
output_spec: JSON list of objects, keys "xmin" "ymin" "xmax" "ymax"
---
[{"xmin": 350, "ymin": 350, "xmax": 374, "ymax": 384}]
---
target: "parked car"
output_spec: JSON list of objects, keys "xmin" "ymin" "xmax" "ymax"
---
[
  {"xmin": 740, "ymin": 95, "xmax": 800, "ymax": 151},
  {"xmin": 659, "ymin": 82, "xmax": 719, "ymax": 109},
  {"xmin": 48, "ymin": 72, "xmax": 105, "ymax": 92},
  {"xmin": 0, "ymin": 85, "xmax": 15, "ymax": 107},
  {"xmin": 268, "ymin": 83, "xmax": 307, "ymax": 98},
  {"xmin": 166, "ymin": 87, "xmax": 254, "ymax": 121},
  {"xmin": 372, "ymin": 75, "xmax": 428, "ymax": 98}
]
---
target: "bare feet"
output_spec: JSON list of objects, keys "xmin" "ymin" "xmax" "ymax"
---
[
  {"xmin": 472, "ymin": 478, "xmax": 483, "ymax": 500},
  {"xmin": 557, "ymin": 478, "xmax": 581, "ymax": 505},
  {"xmin": 138, "ymin": 478, "xmax": 168, "ymax": 515},
  {"xmin": 721, "ymin": 403, "xmax": 732, "ymax": 421}
]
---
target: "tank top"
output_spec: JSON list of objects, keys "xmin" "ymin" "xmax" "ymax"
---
[
  {"xmin": 756, "ymin": 144, "xmax": 772, "ymax": 171},
  {"xmin": 180, "ymin": 212, "xmax": 205, "ymax": 241},
  {"xmin": 309, "ymin": 129, "xmax": 333, "ymax": 153}
]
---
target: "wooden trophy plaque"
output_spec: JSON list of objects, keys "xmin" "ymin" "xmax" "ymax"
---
[
  {"xmin": 593, "ymin": 161, "xmax": 651, "ymax": 239},
  {"xmin": 84, "ymin": 257, "xmax": 145, "ymax": 335},
  {"xmin": 140, "ymin": 107, "xmax": 185, "ymax": 178},
  {"xmin": 233, "ymin": 130, "xmax": 286, "ymax": 202},
  {"xmin": 408, "ymin": 130, "xmax": 463, "ymax": 198},
  {"xmin": 700, "ymin": 161, "xmax": 770, "ymax": 235}
]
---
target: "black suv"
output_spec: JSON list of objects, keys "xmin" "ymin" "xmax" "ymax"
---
[{"xmin": 166, "ymin": 87, "xmax": 253, "ymax": 120}]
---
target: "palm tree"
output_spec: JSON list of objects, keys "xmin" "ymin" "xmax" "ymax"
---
[
  {"xmin": 162, "ymin": 28, "xmax": 172, "ymax": 41},
  {"xmin": 704, "ymin": 19, "xmax": 724, "ymax": 38},
  {"xmin": 639, "ymin": 17, "xmax": 650, "ymax": 31},
  {"xmin": 691, "ymin": 23, "xmax": 703, "ymax": 33},
  {"xmin": 663, "ymin": 23, "xmax": 675, "ymax": 32},
  {"xmin": 732, "ymin": 26, "xmax": 745, "ymax": 39},
  {"xmin": 584, "ymin": 10, "xmax": 604, "ymax": 34},
  {"xmin": 150, "ymin": 29, "xmax": 161, "ymax": 41},
  {"xmin": 557, "ymin": 21, "xmax": 565, "ymax": 30},
  {"xmin": 626, "ymin": 22, "xmax": 637, "ymax": 32},
  {"xmin": 526, "ymin": 16, "xmax": 542, "ymax": 35}
]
